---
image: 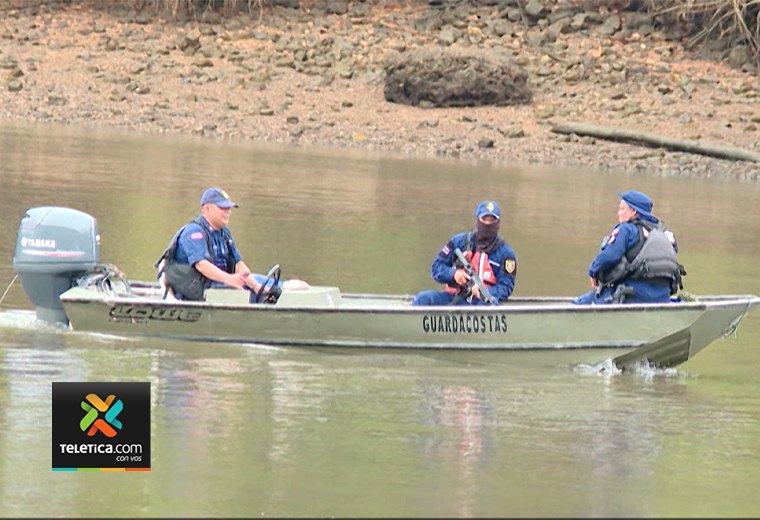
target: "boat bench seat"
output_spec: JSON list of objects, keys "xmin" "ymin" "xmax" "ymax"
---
[
  {"xmin": 276, "ymin": 286, "xmax": 342, "ymax": 308},
  {"xmin": 203, "ymin": 286, "xmax": 343, "ymax": 307},
  {"xmin": 204, "ymin": 288, "xmax": 252, "ymax": 305}
]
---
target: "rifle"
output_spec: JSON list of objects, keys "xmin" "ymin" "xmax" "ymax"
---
[{"xmin": 453, "ymin": 248, "xmax": 498, "ymax": 305}]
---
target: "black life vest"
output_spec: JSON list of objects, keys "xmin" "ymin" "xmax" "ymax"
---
[{"xmin": 154, "ymin": 217, "xmax": 235, "ymax": 301}]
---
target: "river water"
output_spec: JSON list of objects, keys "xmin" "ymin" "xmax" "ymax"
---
[{"xmin": 1, "ymin": 122, "xmax": 759, "ymax": 517}]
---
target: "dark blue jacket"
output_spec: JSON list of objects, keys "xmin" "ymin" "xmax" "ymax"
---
[
  {"xmin": 588, "ymin": 215, "xmax": 679, "ymax": 278},
  {"xmin": 431, "ymin": 231, "xmax": 517, "ymax": 303},
  {"xmin": 589, "ymin": 215, "xmax": 675, "ymax": 303}
]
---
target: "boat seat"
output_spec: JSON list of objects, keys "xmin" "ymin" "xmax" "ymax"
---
[
  {"xmin": 204, "ymin": 287, "xmax": 252, "ymax": 305},
  {"xmin": 275, "ymin": 286, "xmax": 342, "ymax": 308},
  {"xmin": 203, "ymin": 286, "xmax": 342, "ymax": 307}
]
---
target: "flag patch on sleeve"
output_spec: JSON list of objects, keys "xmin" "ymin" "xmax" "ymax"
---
[{"xmin": 190, "ymin": 232, "xmax": 204, "ymax": 240}]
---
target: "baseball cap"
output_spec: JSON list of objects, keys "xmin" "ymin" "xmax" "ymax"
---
[
  {"xmin": 475, "ymin": 200, "xmax": 501, "ymax": 220},
  {"xmin": 200, "ymin": 188, "xmax": 239, "ymax": 208}
]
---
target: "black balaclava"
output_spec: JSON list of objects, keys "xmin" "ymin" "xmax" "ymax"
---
[{"xmin": 474, "ymin": 218, "xmax": 500, "ymax": 252}]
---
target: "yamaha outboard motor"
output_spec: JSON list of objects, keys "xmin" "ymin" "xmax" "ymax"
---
[{"xmin": 13, "ymin": 207, "xmax": 100, "ymax": 325}]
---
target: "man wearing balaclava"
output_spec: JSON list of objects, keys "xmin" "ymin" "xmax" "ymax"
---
[{"xmin": 412, "ymin": 201, "xmax": 517, "ymax": 306}]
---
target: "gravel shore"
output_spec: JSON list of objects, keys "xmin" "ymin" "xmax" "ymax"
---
[{"xmin": 2, "ymin": 0, "xmax": 760, "ymax": 180}]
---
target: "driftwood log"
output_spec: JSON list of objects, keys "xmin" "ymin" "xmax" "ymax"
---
[{"xmin": 551, "ymin": 122, "xmax": 760, "ymax": 163}]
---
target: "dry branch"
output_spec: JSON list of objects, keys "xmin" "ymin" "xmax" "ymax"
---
[
  {"xmin": 647, "ymin": 0, "xmax": 760, "ymax": 61},
  {"xmin": 551, "ymin": 122, "xmax": 760, "ymax": 163}
]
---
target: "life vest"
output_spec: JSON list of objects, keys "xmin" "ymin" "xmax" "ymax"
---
[
  {"xmin": 598, "ymin": 218, "xmax": 684, "ymax": 294},
  {"xmin": 445, "ymin": 232, "xmax": 501, "ymax": 295},
  {"xmin": 154, "ymin": 217, "xmax": 236, "ymax": 301}
]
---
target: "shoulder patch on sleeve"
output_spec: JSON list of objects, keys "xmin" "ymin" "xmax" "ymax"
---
[
  {"xmin": 439, "ymin": 244, "xmax": 452, "ymax": 258},
  {"xmin": 189, "ymin": 232, "xmax": 204, "ymax": 240},
  {"xmin": 606, "ymin": 227, "xmax": 621, "ymax": 245},
  {"xmin": 504, "ymin": 258, "xmax": 516, "ymax": 274}
]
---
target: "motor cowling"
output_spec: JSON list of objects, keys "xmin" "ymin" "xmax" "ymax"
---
[{"xmin": 13, "ymin": 207, "xmax": 100, "ymax": 325}]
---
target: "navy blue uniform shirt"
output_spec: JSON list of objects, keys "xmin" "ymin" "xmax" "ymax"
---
[
  {"xmin": 174, "ymin": 215, "xmax": 242, "ymax": 271},
  {"xmin": 431, "ymin": 231, "xmax": 517, "ymax": 303}
]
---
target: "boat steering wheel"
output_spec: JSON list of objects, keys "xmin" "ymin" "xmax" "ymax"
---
[{"xmin": 254, "ymin": 264, "xmax": 282, "ymax": 304}]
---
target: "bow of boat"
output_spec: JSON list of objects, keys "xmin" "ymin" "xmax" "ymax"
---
[{"xmin": 613, "ymin": 294, "xmax": 760, "ymax": 369}]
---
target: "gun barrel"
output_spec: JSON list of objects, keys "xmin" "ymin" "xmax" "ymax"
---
[{"xmin": 453, "ymin": 249, "xmax": 473, "ymax": 274}]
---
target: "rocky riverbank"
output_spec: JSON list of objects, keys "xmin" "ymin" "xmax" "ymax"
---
[{"xmin": 2, "ymin": 0, "xmax": 760, "ymax": 180}]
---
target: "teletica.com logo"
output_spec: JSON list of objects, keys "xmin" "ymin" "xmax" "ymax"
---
[
  {"xmin": 80, "ymin": 393, "xmax": 123, "ymax": 437},
  {"xmin": 53, "ymin": 382, "xmax": 150, "ymax": 470}
]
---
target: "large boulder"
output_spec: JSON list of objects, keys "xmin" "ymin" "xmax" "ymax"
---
[{"xmin": 383, "ymin": 47, "xmax": 532, "ymax": 108}]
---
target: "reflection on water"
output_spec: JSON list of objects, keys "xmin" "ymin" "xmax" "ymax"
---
[
  {"xmin": 418, "ymin": 382, "xmax": 493, "ymax": 517},
  {"xmin": 267, "ymin": 359, "xmax": 331, "ymax": 465},
  {"xmin": 1, "ymin": 121, "xmax": 760, "ymax": 517},
  {"xmin": 574, "ymin": 378, "xmax": 664, "ymax": 518}
]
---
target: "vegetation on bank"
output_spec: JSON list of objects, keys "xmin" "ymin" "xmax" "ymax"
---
[
  {"xmin": 5, "ymin": 0, "xmax": 759, "ymax": 64},
  {"xmin": 644, "ymin": 0, "xmax": 759, "ymax": 59}
]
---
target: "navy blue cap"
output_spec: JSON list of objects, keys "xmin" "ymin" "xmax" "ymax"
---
[
  {"xmin": 475, "ymin": 201, "xmax": 501, "ymax": 220},
  {"xmin": 200, "ymin": 188, "xmax": 238, "ymax": 208},
  {"xmin": 618, "ymin": 190, "xmax": 652, "ymax": 217}
]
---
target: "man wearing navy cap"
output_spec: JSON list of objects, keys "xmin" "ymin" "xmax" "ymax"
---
[
  {"xmin": 572, "ymin": 190, "xmax": 684, "ymax": 305},
  {"xmin": 156, "ymin": 188, "xmax": 276, "ymax": 301},
  {"xmin": 412, "ymin": 200, "xmax": 517, "ymax": 306}
]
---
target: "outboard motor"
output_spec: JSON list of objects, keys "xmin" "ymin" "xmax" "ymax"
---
[{"xmin": 13, "ymin": 207, "xmax": 100, "ymax": 325}]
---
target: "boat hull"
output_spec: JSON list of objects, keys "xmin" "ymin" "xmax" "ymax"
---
[{"xmin": 59, "ymin": 283, "xmax": 760, "ymax": 368}]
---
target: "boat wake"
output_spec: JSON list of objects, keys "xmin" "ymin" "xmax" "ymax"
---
[
  {"xmin": 573, "ymin": 357, "xmax": 689, "ymax": 380},
  {"xmin": 0, "ymin": 309, "xmax": 63, "ymax": 332},
  {"xmin": 237, "ymin": 342, "xmax": 287, "ymax": 352},
  {"xmin": 573, "ymin": 358, "xmax": 622, "ymax": 376},
  {"xmin": 0, "ymin": 310, "xmax": 140, "ymax": 344},
  {"xmin": 68, "ymin": 331, "xmax": 142, "ymax": 344}
]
